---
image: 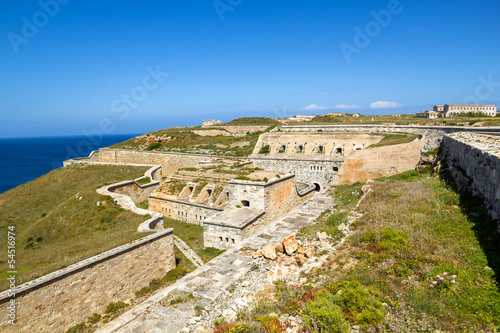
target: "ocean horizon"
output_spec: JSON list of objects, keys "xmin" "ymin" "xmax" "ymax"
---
[{"xmin": 0, "ymin": 134, "xmax": 139, "ymax": 194}]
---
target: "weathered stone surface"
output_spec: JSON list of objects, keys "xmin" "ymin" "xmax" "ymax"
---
[
  {"xmin": 316, "ymin": 231, "xmax": 331, "ymax": 244},
  {"xmin": 305, "ymin": 247, "xmax": 315, "ymax": 258},
  {"xmin": 251, "ymin": 251, "xmax": 263, "ymax": 259},
  {"xmin": 282, "ymin": 235, "xmax": 299, "ymax": 255},
  {"xmin": 0, "ymin": 230, "xmax": 176, "ymax": 333},
  {"xmin": 298, "ymin": 247, "xmax": 306, "ymax": 255},
  {"xmin": 332, "ymin": 140, "xmax": 427, "ymax": 185},
  {"xmin": 276, "ymin": 243, "xmax": 284, "ymax": 253},
  {"xmin": 296, "ymin": 254, "xmax": 308, "ymax": 266},
  {"xmin": 262, "ymin": 245, "xmax": 277, "ymax": 260}
]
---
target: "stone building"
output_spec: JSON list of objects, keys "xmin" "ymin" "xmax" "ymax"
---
[
  {"xmin": 202, "ymin": 120, "xmax": 221, "ymax": 127},
  {"xmin": 416, "ymin": 110, "xmax": 441, "ymax": 118},
  {"xmin": 429, "ymin": 104, "xmax": 497, "ymax": 117}
]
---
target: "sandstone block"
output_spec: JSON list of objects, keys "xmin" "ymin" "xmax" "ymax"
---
[
  {"xmin": 305, "ymin": 247, "xmax": 315, "ymax": 258},
  {"xmin": 276, "ymin": 243, "xmax": 284, "ymax": 253},
  {"xmin": 262, "ymin": 245, "xmax": 277, "ymax": 260},
  {"xmin": 296, "ymin": 254, "xmax": 307, "ymax": 266},
  {"xmin": 282, "ymin": 235, "xmax": 299, "ymax": 255},
  {"xmin": 251, "ymin": 251, "xmax": 263, "ymax": 259},
  {"xmin": 298, "ymin": 247, "xmax": 306, "ymax": 255}
]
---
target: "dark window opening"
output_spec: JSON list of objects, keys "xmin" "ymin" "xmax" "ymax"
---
[
  {"xmin": 313, "ymin": 183, "xmax": 321, "ymax": 192},
  {"xmin": 241, "ymin": 200, "xmax": 250, "ymax": 207},
  {"xmin": 333, "ymin": 167, "xmax": 339, "ymax": 172}
]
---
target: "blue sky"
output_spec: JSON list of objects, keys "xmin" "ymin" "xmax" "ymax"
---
[{"xmin": 1, "ymin": 0, "xmax": 499, "ymax": 138}]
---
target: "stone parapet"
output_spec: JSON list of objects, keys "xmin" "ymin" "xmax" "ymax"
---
[
  {"xmin": 0, "ymin": 229, "xmax": 175, "ymax": 332},
  {"xmin": 441, "ymin": 133, "xmax": 500, "ymax": 220}
]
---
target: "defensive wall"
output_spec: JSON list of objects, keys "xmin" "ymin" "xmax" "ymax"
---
[
  {"xmin": 203, "ymin": 174, "xmax": 316, "ymax": 249},
  {"xmin": 332, "ymin": 140, "xmax": 427, "ymax": 185},
  {"xmin": 277, "ymin": 124, "xmax": 500, "ymax": 137},
  {"xmin": 253, "ymin": 132, "xmax": 387, "ymax": 156},
  {"xmin": 0, "ymin": 229, "xmax": 175, "ymax": 333},
  {"xmin": 440, "ymin": 133, "xmax": 500, "ymax": 220}
]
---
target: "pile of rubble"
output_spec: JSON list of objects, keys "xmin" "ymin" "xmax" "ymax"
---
[{"xmin": 251, "ymin": 232, "xmax": 332, "ymax": 283}]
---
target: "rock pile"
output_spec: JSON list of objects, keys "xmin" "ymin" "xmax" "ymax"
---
[{"xmin": 251, "ymin": 233, "xmax": 332, "ymax": 283}]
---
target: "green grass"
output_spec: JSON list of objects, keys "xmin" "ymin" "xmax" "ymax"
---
[
  {"xmin": 368, "ymin": 133, "xmax": 419, "ymax": 148},
  {"xmin": 162, "ymin": 217, "xmax": 225, "ymax": 263},
  {"xmin": 218, "ymin": 117, "xmax": 281, "ymax": 126},
  {"xmin": 109, "ymin": 127, "xmax": 262, "ymax": 157},
  {"xmin": 136, "ymin": 177, "xmax": 151, "ymax": 185},
  {"xmin": 0, "ymin": 164, "xmax": 150, "ymax": 291},
  {"xmin": 222, "ymin": 168, "xmax": 500, "ymax": 332}
]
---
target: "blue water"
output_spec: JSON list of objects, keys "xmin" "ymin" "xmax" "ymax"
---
[{"xmin": 0, "ymin": 134, "xmax": 138, "ymax": 194}]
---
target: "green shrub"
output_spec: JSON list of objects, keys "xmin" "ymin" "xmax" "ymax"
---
[
  {"xmin": 258, "ymin": 145, "xmax": 270, "ymax": 154},
  {"xmin": 303, "ymin": 291, "xmax": 348, "ymax": 333},
  {"xmin": 66, "ymin": 322, "xmax": 87, "ymax": 333},
  {"xmin": 146, "ymin": 142, "xmax": 162, "ymax": 151},
  {"xmin": 104, "ymin": 301, "xmax": 126, "ymax": 315},
  {"xmin": 87, "ymin": 313, "xmax": 101, "ymax": 324}
]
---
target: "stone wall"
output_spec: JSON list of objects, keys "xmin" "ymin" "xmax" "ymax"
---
[
  {"xmin": 99, "ymin": 149, "xmax": 208, "ymax": 178},
  {"xmin": 253, "ymin": 132, "xmax": 387, "ymax": 156},
  {"xmin": 332, "ymin": 140, "xmax": 427, "ymax": 185},
  {"xmin": 0, "ymin": 229, "xmax": 175, "ymax": 332},
  {"xmin": 204, "ymin": 175, "xmax": 315, "ymax": 249},
  {"xmin": 192, "ymin": 129, "xmax": 232, "ymax": 137},
  {"xmin": 251, "ymin": 158, "xmax": 341, "ymax": 190},
  {"xmin": 440, "ymin": 133, "xmax": 500, "ymax": 219},
  {"xmin": 149, "ymin": 196, "xmax": 223, "ymax": 225},
  {"xmin": 110, "ymin": 181, "xmax": 159, "ymax": 203}
]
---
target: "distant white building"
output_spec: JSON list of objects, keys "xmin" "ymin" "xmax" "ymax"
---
[
  {"xmin": 416, "ymin": 111, "xmax": 440, "ymax": 119},
  {"xmin": 287, "ymin": 115, "xmax": 315, "ymax": 122},
  {"xmin": 442, "ymin": 104, "xmax": 496, "ymax": 117},
  {"xmin": 202, "ymin": 120, "xmax": 221, "ymax": 127}
]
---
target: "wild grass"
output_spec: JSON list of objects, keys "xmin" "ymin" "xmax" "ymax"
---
[
  {"xmin": 110, "ymin": 127, "xmax": 262, "ymax": 157},
  {"xmin": 0, "ymin": 164, "xmax": 149, "ymax": 291},
  {"xmin": 218, "ymin": 169, "xmax": 500, "ymax": 332},
  {"xmin": 162, "ymin": 217, "xmax": 225, "ymax": 263},
  {"xmin": 368, "ymin": 133, "xmax": 419, "ymax": 148}
]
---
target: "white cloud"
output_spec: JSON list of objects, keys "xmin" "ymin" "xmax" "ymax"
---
[
  {"xmin": 300, "ymin": 103, "xmax": 361, "ymax": 111},
  {"xmin": 370, "ymin": 101, "xmax": 402, "ymax": 109},
  {"xmin": 333, "ymin": 104, "xmax": 361, "ymax": 110},
  {"xmin": 299, "ymin": 104, "xmax": 331, "ymax": 111}
]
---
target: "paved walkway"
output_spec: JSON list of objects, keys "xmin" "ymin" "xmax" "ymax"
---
[{"xmin": 97, "ymin": 193, "xmax": 333, "ymax": 333}]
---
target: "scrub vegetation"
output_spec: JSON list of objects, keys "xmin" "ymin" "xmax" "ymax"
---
[{"xmin": 214, "ymin": 168, "xmax": 500, "ymax": 332}]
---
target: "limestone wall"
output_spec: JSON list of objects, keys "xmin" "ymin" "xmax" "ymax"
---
[
  {"xmin": 0, "ymin": 229, "xmax": 175, "ymax": 332},
  {"xmin": 332, "ymin": 140, "xmax": 427, "ymax": 185},
  {"xmin": 253, "ymin": 132, "xmax": 387, "ymax": 156},
  {"xmin": 99, "ymin": 149, "xmax": 208, "ymax": 178},
  {"xmin": 441, "ymin": 133, "xmax": 500, "ymax": 219},
  {"xmin": 204, "ymin": 175, "xmax": 315, "ymax": 249},
  {"xmin": 110, "ymin": 181, "xmax": 159, "ymax": 203},
  {"xmin": 149, "ymin": 196, "xmax": 223, "ymax": 225},
  {"xmin": 192, "ymin": 129, "xmax": 232, "ymax": 137},
  {"xmin": 251, "ymin": 158, "xmax": 341, "ymax": 190}
]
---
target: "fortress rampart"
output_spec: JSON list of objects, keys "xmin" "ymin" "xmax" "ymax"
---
[
  {"xmin": 0, "ymin": 229, "xmax": 175, "ymax": 332},
  {"xmin": 440, "ymin": 133, "xmax": 500, "ymax": 220}
]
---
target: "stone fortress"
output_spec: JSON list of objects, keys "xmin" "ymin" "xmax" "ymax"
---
[
  {"xmin": 417, "ymin": 104, "xmax": 498, "ymax": 118},
  {"xmin": 3, "ymin": 122, "xmax": 500, "ymax": 332}
]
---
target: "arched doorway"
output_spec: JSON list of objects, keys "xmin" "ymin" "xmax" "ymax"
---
[{"xmin": 313, "ymin": 183, "xmax": 321, "ymax": 192}]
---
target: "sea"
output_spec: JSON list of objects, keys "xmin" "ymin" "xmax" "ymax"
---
[{"xmin": 0, "ymin": 134, "xmax": 139, "ymax": 194}]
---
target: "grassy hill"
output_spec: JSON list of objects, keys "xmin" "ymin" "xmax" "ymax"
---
[
  {"xmin": 217, "ymin": 169, "xmax": 500, "ymax": 332},
  {"xmin": 0, "ymin": 164, "xmax": 150, "ymax": 290},
  {"xmin": 219, "ymin": 117, "xmax": 281, "ymax": 126}
]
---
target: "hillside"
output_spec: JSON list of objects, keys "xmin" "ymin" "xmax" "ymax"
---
[
  {"xmin": 109, "ymin": 126, "xmax": 265, "ymax": 156},
  {"xmin": 214, "ymin": 169, "xmax": 500, "ymax": 332},
  {"xmin": 0, "ymin": 164, "xmax": 150, "ymax": 290}
]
